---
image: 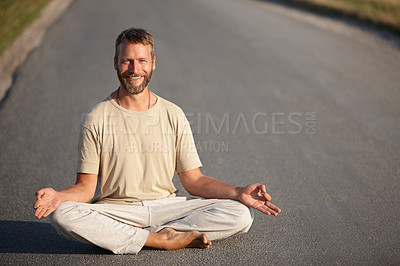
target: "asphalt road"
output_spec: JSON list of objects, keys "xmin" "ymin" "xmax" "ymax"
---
[{"xmin": 1, "ymin": 0, "xmax": 399, "ymax": 264}]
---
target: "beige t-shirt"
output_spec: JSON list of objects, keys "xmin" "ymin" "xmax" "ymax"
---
[{"xmin": 76, "ymin": 94, "xmax": 202, "ymax": 204}]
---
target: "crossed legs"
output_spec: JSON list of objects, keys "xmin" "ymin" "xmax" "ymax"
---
[{"xmin": 51, "ymin": 197, "xmax": 254, "ymax": 254}]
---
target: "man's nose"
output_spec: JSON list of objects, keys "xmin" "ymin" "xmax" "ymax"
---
[{"xmin": 128, "ymin": 62, "xmax": 140, "ymax": 74}]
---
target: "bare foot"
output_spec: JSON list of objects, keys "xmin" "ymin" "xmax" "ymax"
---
[{"xmin": 147, "ymin": 227, "xmax": 211, "ymax": 250}]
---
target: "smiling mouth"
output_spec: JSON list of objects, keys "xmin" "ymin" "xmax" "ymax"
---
[{"xmin": 128, "ymin": 76, "xmax": 142, "ymax": 80}]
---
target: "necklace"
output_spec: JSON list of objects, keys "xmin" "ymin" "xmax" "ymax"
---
[{"xmin": 116, "ymin": 87, "xmax": 151, "ymax": 110}]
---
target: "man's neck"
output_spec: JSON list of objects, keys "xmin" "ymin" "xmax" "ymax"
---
[{"xmin": 114, "ymin": 86, "xmax": 153, "ymax": 111}]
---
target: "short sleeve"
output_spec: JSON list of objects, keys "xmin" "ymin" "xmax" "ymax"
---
[
  {"xmin": 76, "ymin": 123, "xmax": 100, "ymax": 175},
  {"xmin": 175, "ymin": 112, "xmax": 202, "ymax": 173}
]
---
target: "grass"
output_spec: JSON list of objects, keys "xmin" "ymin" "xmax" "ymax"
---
[
  {"xmin": 279, "ymin": 0, "xmax": 400, "ymax": 34},
  {"xmin": 0, "ymin": 0, "xmax": 399, "ymax": 57},
  {"xmin": 0, "ymin": 0, "xmax": 52, "ymax": 56}
]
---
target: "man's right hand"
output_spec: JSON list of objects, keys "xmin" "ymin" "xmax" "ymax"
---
[
  {"xmin": 33, "ymin": 188, "xmax": 62, "ymax": 219},
  {"xmin": 33, "ymin": 173, "xmax": 97, "ymax": 219}
]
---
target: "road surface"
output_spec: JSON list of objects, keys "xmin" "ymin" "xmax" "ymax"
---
[{"xmin": 0, "ymin": 0, "xmax": 399, "ymax": 264}]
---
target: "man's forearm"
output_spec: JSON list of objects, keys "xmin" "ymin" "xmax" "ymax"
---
[
  {"xmin": 34, "ymin": 174, "xmax": 97, "ymax": 219},
  {"xmin": 56, "ymin": 184, "xmax": 95, "ymax": 203},
  {"xmin": 183, "ymin": 175, "xmax": 241, "ymax": 200},
  {"xmin": 36, "ymin": 173, "xmax": 97, "ymax": 206},
  {"xmin": 52, "ymin": 173, "xmax": 97, "ymax": 203}
]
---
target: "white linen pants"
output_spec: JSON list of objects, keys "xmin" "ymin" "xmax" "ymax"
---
[{"xmin": 50, "ymin": 197, "xmax": 254, "ymax": 254}]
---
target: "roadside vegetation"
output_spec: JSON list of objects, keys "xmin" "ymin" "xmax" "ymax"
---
[
  {"xmin": 281, "ymin": 0, "xmax": 400, "ymax": 34},
  {"xmin": 0, "ymin": 0, "xmax": 399, "ymax": 58},
  {"xmin": 0, "ymin": 0, "xmax": 51, "ymax": 56}
]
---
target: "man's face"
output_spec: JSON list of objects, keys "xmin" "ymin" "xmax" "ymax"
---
[{"xmin": 114, "ymin": 40, "xmax": 156, "ymax": 94}]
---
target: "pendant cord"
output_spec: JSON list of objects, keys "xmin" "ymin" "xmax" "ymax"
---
[{"xmin": 116, "ymin": 87, "xmax": 151, "ymax": 109}]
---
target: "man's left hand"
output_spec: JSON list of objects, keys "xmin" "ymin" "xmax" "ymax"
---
[{"xmin": 237, "ymin": 183, "xmax": 281, "ymax": 216}]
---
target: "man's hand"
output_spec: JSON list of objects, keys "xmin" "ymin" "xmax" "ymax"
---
[
  {"xmin": 237, "ymin": 183, "xmax": 281, "ymax": 216},
  {"xmin": 32, "ymin": 173, "xmax": 97, "ymax": 219},
  {"xmin": 33, "ymin": 188, "xmax": 62, "ymax": 219}
]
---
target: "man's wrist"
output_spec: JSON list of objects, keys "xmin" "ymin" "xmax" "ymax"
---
[
  {"xmin": 56, "ymin": 190, "xmax": 68, "ymax": 203},
  {"xmin": 233, "ymin": 186, "xmax": 245, "ymax": 201}
]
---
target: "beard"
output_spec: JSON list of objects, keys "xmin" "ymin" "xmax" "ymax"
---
[{"xmin": 117, "ymin": 68, "xmax": 153, "ymax": 94}]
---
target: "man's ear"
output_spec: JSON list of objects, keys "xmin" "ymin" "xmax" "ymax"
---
[
  {"xmin": 114, "ymin": 56, "xmax": 118, "ymax": 70},
  {"xmin": 152, "ymin": 56, "xmax": 156, "ymax": 71}
]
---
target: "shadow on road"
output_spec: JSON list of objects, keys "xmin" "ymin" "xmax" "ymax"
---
[{"xmin": 0, "ymin": 220, "xmax": 111, "ymax": 254}]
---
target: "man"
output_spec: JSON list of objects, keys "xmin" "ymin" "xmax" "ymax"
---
[{"xmin": 33, "ymin": 27, "xmax": 281, "ymax": 254}]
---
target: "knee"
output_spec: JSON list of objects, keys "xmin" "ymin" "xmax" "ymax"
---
[
  {"xmin": 234, "ymin": 202, "xmax": 254, "ymax": 231},
  {"xmin": 222, "ymin": 200, "xmax": 254, "ymax": 232},
  {"xmin": 50, "ymin": 202, "xmax": 80, "ymax": 232}
]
